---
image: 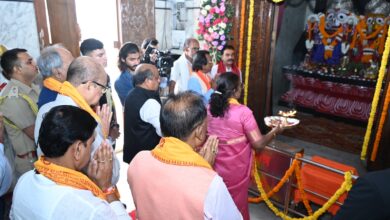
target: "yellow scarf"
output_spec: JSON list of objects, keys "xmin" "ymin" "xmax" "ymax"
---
[
  {"xmin": 43, "ymin": 77, "xmax": 63, "ymax": 92},
  {"xmin": 151, "ymin": 137, "xmax": 212, "ymax": 169},
  {"xmin": 34, "ymin": 156, "xmax": 107, "ymax": 201},
  {"xmin": 58, "ymin": 81, "xmax": 102, "ymax": 125},
  {"xmin": 229, "ymin": 98, "xmax": 240, "ymax": 105}
]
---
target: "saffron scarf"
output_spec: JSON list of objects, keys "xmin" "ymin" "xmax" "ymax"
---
[
  {"xmin": 34, "ymin": 156, "xmax": 106, "ymax": 201},
  {"xmin": 193, "ymin": 70, "xmax": 211, "ymax": 92},
  {"xmin": 151, "ymin": 137, "xmax": 212, "ymax": 169},
  {"xmin": 57, "ymin": 81, "xmax": 102, "ymax": 125},
  {"xmin": 43, "ymin": 77, "xmax": 63, "ymax": 92},
  {"xmin": 217, "ymin": 61, "xmax": 240, "ymax": 77}
]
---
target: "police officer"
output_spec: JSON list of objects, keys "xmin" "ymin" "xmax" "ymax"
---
[{"xmin": 0, "ymin": 48, "xmax": 40, "ymax": 179}]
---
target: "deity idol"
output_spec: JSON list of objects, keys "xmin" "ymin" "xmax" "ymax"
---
[
  {"xmin": 356, "ymin": 0, "xmax": 390, "ymax": 64},
  {"xmin": 307, "ymin": 0, "xmax": 357, "ymax": 66}
]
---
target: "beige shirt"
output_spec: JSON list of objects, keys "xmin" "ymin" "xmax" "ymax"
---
[{"xmin": 0, "ymin": 79, "xmax": 40, "ymax": 155}]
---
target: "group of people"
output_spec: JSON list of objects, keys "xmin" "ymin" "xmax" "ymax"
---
[
  {"xmin": 0, "ymin": 35, "xmax": 281, "ymax": 220},
  {"xmin": 0, "ymin": 35, "xmax": 383, "ymax": 220}
]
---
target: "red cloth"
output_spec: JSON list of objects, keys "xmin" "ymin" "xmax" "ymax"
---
[
  {"xmin": 293, "ymin": 156, "xmax": 358, "ymax": 215},
  {"xmin": 0, "ymin": 82, "xmax": 6, "ymax": 92},
  {"xmin": 217, "ymin": 61, "xmax": 241, "ymax": 77}
]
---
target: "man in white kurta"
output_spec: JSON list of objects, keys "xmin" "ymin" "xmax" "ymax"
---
[
  {"xmin": 169, "ymin": 38, "xmax": 199, "ymax": 94},
  {"xmin": 11, "ymin": 105, "xmax": 129, "ymax": 220},
  {"xmin": 10, "ymin": 170, "xmax": 128, "ymax": 220},
  {"xmin": 34, "ymin": 57, "xmax": 120, "ymax": 184}
]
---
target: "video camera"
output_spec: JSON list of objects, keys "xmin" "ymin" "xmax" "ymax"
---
[{"xmin": 142, "ymin": 45, "xmax": 174, "ymax": 78}]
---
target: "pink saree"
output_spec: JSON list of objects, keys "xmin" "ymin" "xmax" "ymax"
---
[{"xmin": 207, "ymin": 102, "xmax": 262, "ymax": 220}]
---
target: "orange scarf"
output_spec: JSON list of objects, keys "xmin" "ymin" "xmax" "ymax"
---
[
  {"xmin": 151, "ymin": 137, "xmax": 212, "ymax": 169},
  {"xmin": 34, "ymin": 156, "xmax": 107, "ymax": 201},
  {"xmin": 43, "ymin": 77, "xmax": 63, "ymax": 92},
  {"xmin": 57, "ymin": 81, "xmax": 102, "ymax": 125},
  {"xmin": 195, "ymin": 70, "xmax": 211, "ymax": 90}
]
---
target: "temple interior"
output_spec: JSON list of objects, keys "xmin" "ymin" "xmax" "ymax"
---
[{"xmin": 1, "ymin": 0, "xmax": 390, "ymax": 219}]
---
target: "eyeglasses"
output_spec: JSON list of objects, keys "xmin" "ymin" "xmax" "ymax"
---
[
  {"xmin": 82, "ymin": 81, "xmax": 110, "ymax": 94},
  {"xmin": 191, "ymin": 47, "xmax": 200, "ymax": 51}
]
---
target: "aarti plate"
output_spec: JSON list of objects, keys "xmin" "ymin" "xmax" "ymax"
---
[{"xmin": 264, "ymin": 116, "xmax": 300, "ymax": 128}]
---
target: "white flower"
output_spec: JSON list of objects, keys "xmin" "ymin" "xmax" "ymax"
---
[
  {"xmin": 201, "ymin": 9, "xmax": 208, "ymax": 16},
  {"xmin": 219, "ymin": 22, "xmax": 226, "ymax": 29},
  {"xmin": 208, "ymin": 27, "xmax": 214, "ymax": 33},
  {"xmin": 219, "ymin": 30, "xmax": 224, "ymax": 35},
  {"xmin": 205, "ymin": 5, "xmax": 211, "ymax": 11}
]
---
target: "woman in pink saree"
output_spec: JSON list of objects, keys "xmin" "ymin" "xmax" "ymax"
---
[{"xmin": 207, "ymin": 73, "xmax": 282, "ymax": 220}]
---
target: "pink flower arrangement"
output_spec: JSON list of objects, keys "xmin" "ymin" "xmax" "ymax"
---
[{"xmin": 197, "ymin": 0, "xmax": 233, "ymax": 60}]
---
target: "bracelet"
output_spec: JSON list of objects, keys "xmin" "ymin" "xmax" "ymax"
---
[
  {"xmin": 273, "ymin": 132, "xmax": 277, "ymax": 138},
  {"xmin": 103, "ymin": 185, "xmax": 117, "ymax": 195}
]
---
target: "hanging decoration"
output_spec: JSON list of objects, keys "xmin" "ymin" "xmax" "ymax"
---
[
  {"xmin": 197, "ymin": 0, "xmax": 234, "ymax": 61},
  {"xmin": 237, "ymin": 0, "xmax": 246, "ymax": 70},
  {"xmin": 251, "ymin": 153, "xmax": 354, "ymax": 220},
  {"xmin": 371, "ymin": 84, "xmax": 390, "ymax": 161},
  {"xmin": 361, "ymin": 26, "xmax": 390, "ymax": 161},
  {"xmin": 243, "ymin": 0, "xmax": 254, "ymax": 105}
]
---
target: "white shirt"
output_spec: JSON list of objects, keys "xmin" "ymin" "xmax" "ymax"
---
[
  {"xmin": 139, "ymin": 99, "xmax": 162, "ymax": 136},
  {"xmin": 0, "ymin": 143, "xmax": 12, "ymax": 196},
  {"xmin": 170, "ymin": 53, "xmax": 192, "ymax": 94},
  {"xmin": 204, "ymin": 175, "xmax": 243, "ymax": 220},
  {"xmin": 34, "ymin": 95, "xmax": 120, "ymax": 185},
  {"xmin": 10, "ymin": 170, "xmax": 131, "ymax": 220}
]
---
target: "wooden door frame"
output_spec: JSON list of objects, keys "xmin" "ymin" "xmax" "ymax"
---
[
  {"xmin": 230, "ymin": 0, "xmax": 277, "ymax": 131},
  {"xmin": 33, "ymin": 0, "xmax": 80, "ymax": 57}
]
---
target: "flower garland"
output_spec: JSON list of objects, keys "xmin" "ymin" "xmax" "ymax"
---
[
  {"xmin": 243, "ymin": 0, "xmax": 254, "ymax": 105},
  {"xmin": 253, "ymin": 156, "xmax": 354, "ymax": 220},
  {"xmin": 318, "ymin": 14, "xmax": 343, "ymax": 60},
  {"xmin": 197, "ymin": 0, "xmax": 234, "ymax": 61},
  {"xmin": 361, "ymin": 25, "xmax": 390, "ymax": 161},
  {"xmin": 241, "ymin": 0, "xmax": 282, "ymax": 104},
  {"xmin": 249, "ymin": 153, "xmax": 312, "ymax": 215},
  {"xmin": 294, "ymin": 162, "xmax": 313, "ymax": 215},
  {"xmin": 371, "ymin": 83, "xmax": 390, "ymax": 161},
  {"xmin": 248, "ymin": 153, "xmax": 302, "ymax": 203},
  {"xmin": 237, "ymin": 0, "xmax": 246, "ymax": 70}
]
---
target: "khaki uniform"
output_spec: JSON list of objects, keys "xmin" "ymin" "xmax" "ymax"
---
[{"xmin": 0, "ymin": 79, "xmax": 40, "ymax": 178}]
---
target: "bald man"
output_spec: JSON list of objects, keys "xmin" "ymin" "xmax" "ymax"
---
[
  {"xmin": 123, "ymin": 64, "xmax": 162, "ymax": 163},
  {"xmin": 34, "ymin": 56, "xmax": 120, "ymax": 185}
]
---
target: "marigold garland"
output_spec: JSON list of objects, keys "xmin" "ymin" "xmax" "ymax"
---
[
  {"xmin": 371, "ymin": 83, "xmax": 390, "ymax": 161},
  {"xmin": 294, "ymin": 162, "xmax": 313, "ymax": 215},
  {"xmin": 242, "ymin": 0, "xmax": 283, "ymax": 104},
  {"xmin": 237, "ymin": 0, "xmax": 246, "ymax": 70},
  {"xmin": 248, "ymin": 153, "xmax": 302, "ymax": 203},
  {"xmin": 253, "ymin": 156, "xmax": 354, "ymax": 220},
  {"xmin": 249, "ymin": 153, "xmax": 312, "ymax": 215},
  {"xmin": 243, "ymin": 0, "xmax": 254, "ymax": 105},
  {"xmin": 361, "ymin": 25, "xmax": 390, "ymax": 161},
  {"xmin": 318, "ymin": 14, "xmax": 343, "ymax": 59}
]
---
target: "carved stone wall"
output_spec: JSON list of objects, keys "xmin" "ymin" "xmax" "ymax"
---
[{"xmin": 120, "ymin": 0, "xmax": 155, "ymax": 46}]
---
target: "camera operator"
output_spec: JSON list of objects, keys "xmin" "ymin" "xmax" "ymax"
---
[{"xmin": 141, "ymin": 38, "xmax": 159, "ymax": 65}]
